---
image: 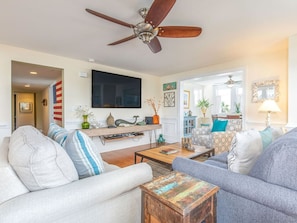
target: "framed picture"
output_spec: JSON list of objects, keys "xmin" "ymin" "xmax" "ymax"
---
[
  {"xmin": 19, "ymin": 102, "xmax": 33, "ymax": 113},
  {"xmin": 183, "ymin": 91, "xmax": 190, "ymax": 109},
  {"xmin": 164, "ymin": 92, "xmax": 175, "ymax": 107}
]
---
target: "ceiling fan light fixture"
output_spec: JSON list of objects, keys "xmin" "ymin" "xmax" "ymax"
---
[
  {"xmin": 138, "ymin": 31, "xmax": 154, "ymax": 43},
  {"xmin": 225, "ymin": 75, "xmax": 235, "ymax": 88}
]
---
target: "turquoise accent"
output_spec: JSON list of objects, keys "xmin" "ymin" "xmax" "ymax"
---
[
  {"xmin": 211, "ymin": 120, "xmax": 228, "ymax": 132},
  {"xmin": 259, "ymin": 127, "xmax": 273, "ymax": 149},
  {"xmin": 154, "ymin": 182, "xmax": 178, "ymax": 194}
]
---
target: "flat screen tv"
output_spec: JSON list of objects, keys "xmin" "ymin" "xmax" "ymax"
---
[{"xmin": 92, "ymin": 70, "xmax": 142, "ymax": 108}]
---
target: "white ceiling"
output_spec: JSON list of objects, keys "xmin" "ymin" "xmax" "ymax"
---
[{"xmin": 2, "ymin": 0, "xmax": 297, "ymax": 80}]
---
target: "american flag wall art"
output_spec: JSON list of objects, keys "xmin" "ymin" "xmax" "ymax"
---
[{"xmin": 53, "ymin": 80, "xmax": 62, "ymax": 122}]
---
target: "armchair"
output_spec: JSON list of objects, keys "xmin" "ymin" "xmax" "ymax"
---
[{"xmin": 191, "ymin": 115, "xmax": 242, "ymax": 154}]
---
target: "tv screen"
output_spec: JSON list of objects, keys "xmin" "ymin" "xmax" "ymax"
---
[{"xmin": 92, "ymin": 70, "xmax": 141, "ymax": 108}]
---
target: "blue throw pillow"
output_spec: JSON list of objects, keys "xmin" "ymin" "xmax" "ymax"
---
[
  {"xmin": 211, "ymin": 120, "xmax": 228, "ymax": 132},
  {"xmin": 259, "ymin": 127, "xmax": 273, "ymax": 149}
]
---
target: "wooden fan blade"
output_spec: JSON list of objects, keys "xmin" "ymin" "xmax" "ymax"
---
[
  {"xmin": 145, "ymin": 0, "xmax": 176, "ymax": 28},
  {"xmin": 147, "ymin": 37, "xmax": 162, "ymax": 53},
  {"xmin": 157, "ymin": 26, "xmax": 202, "ymax": 38},
  {"xmin": 86, "ymin": 8, "xmax": 134, "ymax": 28},
  {"xmin": 108, "ymin": 35, "xmax": 137, "ymax": 46}
]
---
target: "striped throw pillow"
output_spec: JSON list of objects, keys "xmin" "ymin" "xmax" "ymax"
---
[{"xmin": 64, "ymin": 130, "xmax": 105, "ymax": 179}]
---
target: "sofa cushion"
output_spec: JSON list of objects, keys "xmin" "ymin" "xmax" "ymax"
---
[
  {"xmin": 8, "ymin": 125, "xmax": 79, "ymax": 191},
  {"xmin": 211, "ymin": 120, "xmax": 228, "ymax": 132},
  {"xmin": 64, "ymin": 130, "xmax": 105, "ymax": 179},
  {"xmin": 0, "ymin": 137, "xmax": 29, "ymax": 204},
  {"xmin": 249, "ymin": 128, "xmax": 297, "ymax": 190},
  {"xmin": 227, "ymin": 130, "xmax": 263, "ymax": 174}
]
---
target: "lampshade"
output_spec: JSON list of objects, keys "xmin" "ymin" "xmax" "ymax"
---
[
  {"xmin": 258, "ymin": 100, "xmax": 281, "ymax": 112},
  {"xmin": 258, "ymin": 99, "xmax": 280, "ymax": 127}
]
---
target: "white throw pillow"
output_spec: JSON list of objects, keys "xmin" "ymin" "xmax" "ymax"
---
[
  {"xmin": 64, "ymin": 130, "xmax": 105, "ymax": 179},
  {"xmin": 8, "ymin": 126, "xmax": 78, "ymax": 191},
  {"xmin": 228, "ymin": 130, "xmax": 262, "ymax": 174}
]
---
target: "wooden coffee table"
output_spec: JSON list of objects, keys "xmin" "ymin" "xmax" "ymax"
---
[{"xmin": 135, "ymin": 143, "xmax": 214, "ymax": 165}]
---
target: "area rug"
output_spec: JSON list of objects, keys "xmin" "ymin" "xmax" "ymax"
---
[
  {"xmin": 146, "ymin": 156, "xmax": 208, "ymax": 178},
  {"xmin": 146, "ymin": 160, "xmax": 172, "ymax": 178}
]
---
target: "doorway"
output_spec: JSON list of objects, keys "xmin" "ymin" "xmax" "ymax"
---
[
  {"xmin": 11, "ymin": 61, "xmax": 63, "ymax": 134},
  {"xmin": 180, "ymin": 70, "xmax": 245, "ymax": 137}
]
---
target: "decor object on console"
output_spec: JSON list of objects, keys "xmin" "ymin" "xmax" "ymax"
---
[
  {"xmin": 106, "ymin": 113, "xmax": 115, "ymax": 127},
  {"xmin": 146, "ymin": 98, "xmax": 161, "ymax": 124},
  {"xmin": 115, "ymin": 115, "xmax": 139, "ymax": 126},
  {"xmin": 81, "ymin": 115, "xmax": 90, "ymax": 129},
  {"xmin": 173, "ymin": 127, "xmax": 295, "ymax": 223},
  {"xmin": 258, "ymin": 99, "xmax": 281, "ymax": 127},
  {"xmin": 0, "ymin": 125, "xmax": 153, "ymax": 222},
  {"xmin": 75, "ymin": 105, "xmax": 94, "ymax": 129}
]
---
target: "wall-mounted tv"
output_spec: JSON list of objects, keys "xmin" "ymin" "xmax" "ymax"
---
[{"xmin": 92, "ymin": 70, "xmax": 142, "ymax": 108}]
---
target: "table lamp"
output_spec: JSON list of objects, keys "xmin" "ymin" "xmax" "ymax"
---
[{"xmin": 258, "ymin": 99, "xmax": 281, "ymax": 127}]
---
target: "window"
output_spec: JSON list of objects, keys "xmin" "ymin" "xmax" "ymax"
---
[{"xmin": 213, "ymin": 85, "xmax": 242, "ymax": 114}]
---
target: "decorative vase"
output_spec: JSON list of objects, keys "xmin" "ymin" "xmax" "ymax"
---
[
  {"xmin": 81, "ymin": 115, "xmax": 90, "ymax": 129},
  {"xmin": 106, "ymin": 113, "xmax": 115, "ymax": 127},
  {"xmin": 153, "ymin": 114, "xmax": 159, "ymax": 124}
]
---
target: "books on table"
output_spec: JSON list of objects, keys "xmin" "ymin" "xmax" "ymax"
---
[{"xmin": 160, "ymin": 148, "xmax": 178, "ymax": 154}]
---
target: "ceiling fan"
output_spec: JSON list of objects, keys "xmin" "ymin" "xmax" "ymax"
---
[
  {"xmin": 85, "ymin": 0, "xmax": 202, "ymax": 53},
  {"xmin": 225, "ymin": 75, "xmax": 241, "ymax": 88}
]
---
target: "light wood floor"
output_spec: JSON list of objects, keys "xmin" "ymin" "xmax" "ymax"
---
[{"xmin": 101, "ymin": 143, "xmax": 155, "ymax": 167}]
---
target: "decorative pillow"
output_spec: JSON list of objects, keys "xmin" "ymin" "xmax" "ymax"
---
[
  {"xmin": 64, "ymin": 130, "xmax": 105, "ymax": 179},
  {"xmin": 8, "ymin": 126, "xmax": 78, "ymax": 191},
  {"xmin": 228, "ymin": 130, "xmax": 263, "ymax": 174},
  {"xmin": 259, "ymin": 126, "xmax": 284, "ymax": 149},
  {"xmin": 48, "ymin": 123, "xmax": 69, "ymax": 146},
  {"xmin": 211, "ymin": 120, "xmax": 228, "ymax": 132}
]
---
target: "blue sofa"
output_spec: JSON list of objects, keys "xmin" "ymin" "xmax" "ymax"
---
[{"xmin": 173, "ymin": 128, "xmax": 297, "ymax": 223}]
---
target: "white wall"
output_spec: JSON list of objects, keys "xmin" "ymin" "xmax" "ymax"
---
[
  {"xmin": 287, "ymin": 34, "xmax": 297, "ymax": 128},
  {"xmin": 0, "ymin": 44, "xmax": 162, "ymax": 152}
]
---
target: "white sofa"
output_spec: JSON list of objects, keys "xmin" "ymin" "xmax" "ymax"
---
[{"xmin": 0, "ymin": 126, "xmax": 153, "ymax": 223}]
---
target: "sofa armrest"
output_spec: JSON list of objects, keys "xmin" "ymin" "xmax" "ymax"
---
[
  {"xmin": 0, "ymin": 163, "xmax": 153, "ymax": 223},
  {"xmin": 172, "ymin": 157, "xmax": 297, "ymax": 216}
]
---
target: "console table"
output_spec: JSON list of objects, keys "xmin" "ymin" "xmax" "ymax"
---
[{"xmin": 81, "ymin": 124, "xmax": 162, "ymax": 146}]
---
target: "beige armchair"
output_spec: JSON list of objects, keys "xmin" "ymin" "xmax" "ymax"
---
[{"xmin": 191, "ymin": 115, "xmax": 242, "ymax": 154}]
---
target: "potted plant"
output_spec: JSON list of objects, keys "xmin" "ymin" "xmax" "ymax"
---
[
  {"xmin": 197, "ymin": 98, "xmax": 212, "ymax": 118},
  {"xmin": 221, "ymin": 102, "xmax": 230, "ymax": 113},
  {"xmin": 234, "ymin": 102, "xmax": 241, "ymax": 113}
]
